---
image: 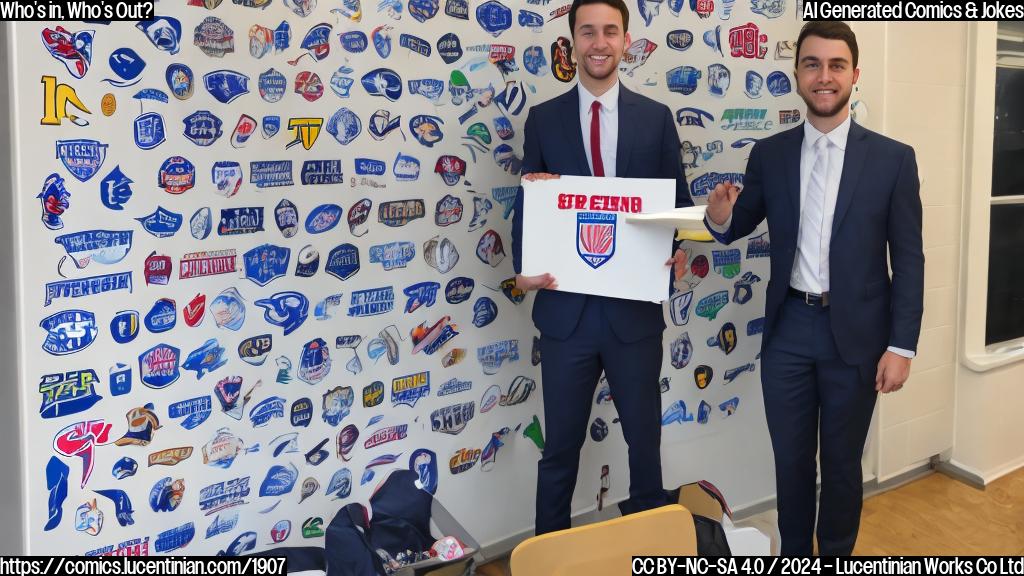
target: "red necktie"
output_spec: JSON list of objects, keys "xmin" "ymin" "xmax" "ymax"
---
[{"xmin": 590, "ymin": 100, "xmax": 605, "ymax": 177}]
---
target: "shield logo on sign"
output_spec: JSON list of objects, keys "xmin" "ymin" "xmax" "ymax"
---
[{"xmin": 576, "ymin": 213, "xmax": 616, "ymax": 269}]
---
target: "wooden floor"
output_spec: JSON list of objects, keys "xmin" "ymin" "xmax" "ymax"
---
[
  {"xmin": 854, "ymin": 467, "xmax": 1024, "ymax": 555},
  {"xmin": 478, "ymin": 467, "xmax": 1024, "ymax": 573}
]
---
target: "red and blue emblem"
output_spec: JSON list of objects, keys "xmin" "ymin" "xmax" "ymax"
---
[{"xmin": 576, "ymin": 212, "xmax": 617, "ymax": 269}]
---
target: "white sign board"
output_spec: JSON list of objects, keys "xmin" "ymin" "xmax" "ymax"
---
[{"xmin": 521, "ymin": 175, "xmax": 676, "ymax": 303}]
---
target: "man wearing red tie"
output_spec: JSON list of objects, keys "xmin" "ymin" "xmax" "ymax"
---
[{"xmin": 510, "ymin": 0, "xmax": 692, "ymax": 535}]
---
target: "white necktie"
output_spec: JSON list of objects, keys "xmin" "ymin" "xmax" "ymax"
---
[{"xmin": 801, "ymin": 136, "xmax": 830, "ymax": 291}]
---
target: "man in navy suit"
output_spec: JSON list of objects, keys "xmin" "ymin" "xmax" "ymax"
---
[
  {"xmin": 510, "ymin": 0, "xmax": 692, "ymax": 535},
  {"xmin": 704, "ymin": 22, "xmax": 923, "ymax": 555}
]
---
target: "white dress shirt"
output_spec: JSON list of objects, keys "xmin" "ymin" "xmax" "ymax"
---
[
  {"xmin": 578, "ymin": 81, "xmax": 619, "ymax": 178},
  {"xmin": 792, "ymin": 116, "xmax": 849, "ymax": 295},
  {"xmin": 707, "ymin": 116, "xmax": 915, "ymax": 358}
]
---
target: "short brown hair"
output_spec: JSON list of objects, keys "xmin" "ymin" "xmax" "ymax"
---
[
  {"xmin": 568, "ymin": 0, "xmax": 629, "ymax": 36},
  {"xmin": 796, "ymin": 21, "xmax": 858, "ymax": 69}
]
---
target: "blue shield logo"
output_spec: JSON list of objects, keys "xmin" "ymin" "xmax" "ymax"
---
[
  {"xmin": 262, "ymin": 115, "xmax": 281, "ymax": 138},
  {"xmin": 56, "ymin": 139, "xmax": 107, "ymax": 182},
  {"xmin": 144, "ymin": 298, "xmax": 177, "ymax": 334},
  {"xmin": 326, "ymin": 107, "xmax": 362, "ymax": 145},
  {"xmin": 183, "ymin": 111, "xmax": 223, "ymax": 146},
  {"xmin": 326, "ymin": 244, "xmax": 360, "ymax": 281},
  {"xmin": 133, "ymin": 112, "xmax": 166, "ymax": 150},
  {"xmin": 166, "ymin": 63, "xmax": 194, "ymax": 100},
  {"xmin": 767, "ymin": 71, "xmax": 792, "ymax": 96},
  {"xmin": 110, "ymin": 310, "xmax": 139, "ymax": 344},
  {"xmin": 139, "ymin": 344, "xmax": 181, "ymax": 389},
  {"xmin": 576, "ymin": 213, "xmax": 617, "ymax": 269},
  {"xmin": 259, "ymin": 68, "xmax": 287, "ymax": 103},
  {"xmin": 243, "ymin": 244, "xmax": 290, "ymax": 287},
  {"xmin": 476, "ymin": 0, "xmax": 512, "ymax": 37}
]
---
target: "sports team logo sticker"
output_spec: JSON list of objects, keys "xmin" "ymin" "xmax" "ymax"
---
[
  {"xmin": 576, "ymin": 213, "xmax": 616, "ymax": 269},
  {"xmin": 39, "ymin": 310, "xmax": 98, "ymax": 355}
]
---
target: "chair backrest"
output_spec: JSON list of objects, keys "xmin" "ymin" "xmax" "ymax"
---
[{"xmin": 510, "ymin": 505, "xmax": 698, "ymax": 576}]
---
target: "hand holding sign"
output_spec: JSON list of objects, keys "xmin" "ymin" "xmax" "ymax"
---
[
  {"xmin": 521, "ymin": 175, "xmax": 675, "ymax": 302},
  {"xmin": 519, "ymin": 172, "xmax": 561, "ymax": 291}
]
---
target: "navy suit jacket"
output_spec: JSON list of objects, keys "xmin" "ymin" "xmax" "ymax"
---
[
  {"xmin": 511, "ymin": 84, "xmax": 692, "ymax": 343},
  {"xmin": 707, "ymin": 121, "xmax": 924, "ymax": 365}
]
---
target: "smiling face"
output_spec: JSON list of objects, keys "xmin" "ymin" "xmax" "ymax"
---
[
  {"xmin": 794, "ymin": 34, "xmax": 860, "ymax": 123},
  {"xmin": 572, "ymin": 2, "xmax": 630, "ymax": 93}
]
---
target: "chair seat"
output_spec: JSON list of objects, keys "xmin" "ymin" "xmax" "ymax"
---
[{"xmin": 510, "ymin": 505, "xmax": 698, "ymax": 576}]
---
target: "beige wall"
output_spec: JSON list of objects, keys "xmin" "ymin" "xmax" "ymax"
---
[
  {"xmin": 951, "ymin": 23, "xmax": 1024, "ymax": 483},
  {"xmin": 853, "ymin": 21, "xmax": 1024, "ymax": 484}
]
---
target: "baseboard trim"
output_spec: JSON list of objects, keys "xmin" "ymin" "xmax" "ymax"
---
[
  {"xmin": 937, "ymin": 459, "xmax": 988, "ymax": 489},
  {"xmin": 866, "ymin": 462, "xmax": 935, "ymax": 497}
]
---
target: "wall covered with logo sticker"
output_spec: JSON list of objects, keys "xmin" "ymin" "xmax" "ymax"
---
[{"xmin": 7, "ymin": 0, "xmax": 803, "ymax": 556}]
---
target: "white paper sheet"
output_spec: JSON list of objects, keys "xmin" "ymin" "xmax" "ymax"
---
[{"xmin": 521, "ymin": 175, "xmax": 677, "ymax": 303}]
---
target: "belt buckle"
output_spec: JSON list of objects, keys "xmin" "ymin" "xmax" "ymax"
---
[{"xmin": 804, "ymin": 292, "xmax": 813, "ymax": 306}]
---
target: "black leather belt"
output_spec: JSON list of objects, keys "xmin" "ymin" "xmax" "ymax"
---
[{"xmin": 788, "ymin": 287, "xmax": 830, "ymax": 307}]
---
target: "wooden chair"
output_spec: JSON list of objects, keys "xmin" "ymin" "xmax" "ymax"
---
[{"xmin": 510, "ymin": 505, "xmax": 698, "ymax": 576}]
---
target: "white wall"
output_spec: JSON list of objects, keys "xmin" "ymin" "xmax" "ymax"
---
[
  {"xmin": 858, "ymin": 21, "xmax": 1024, "ymax": 486},
  {"xmin": 6, "ymin": 6, "xmax": 799, "ymax": 556}
]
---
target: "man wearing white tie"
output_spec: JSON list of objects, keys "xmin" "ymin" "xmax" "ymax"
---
[{"xmin": 704, "ymin": 21, "xmax": 924, "ymax": 556}]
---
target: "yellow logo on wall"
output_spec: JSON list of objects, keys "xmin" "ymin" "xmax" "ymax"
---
[
  {"xmin": 40, "ymin": 76, "xmax": 90, "ymax": 126},
  {"xmin": 286, "ymin": 117, "xmax": 323, "ymax": 150}
]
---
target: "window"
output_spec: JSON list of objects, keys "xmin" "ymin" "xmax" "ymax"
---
[
  {"xmin": 962, "ymin": 22, "xmax": 1024, "ymax": 370},
  {"xmin": 987, "ymin": 23, "xmax": 1024, "ymax": 347}
]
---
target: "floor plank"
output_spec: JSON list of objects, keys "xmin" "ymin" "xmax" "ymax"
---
[{"xmin": 854, "ymin": 468, "xmax": 1024, "ymax": 556}]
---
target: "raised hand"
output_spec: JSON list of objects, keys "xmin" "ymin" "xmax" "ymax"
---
[{"xmin": 706, "ymin": 181, "xmax": 741, "ymax": 226}]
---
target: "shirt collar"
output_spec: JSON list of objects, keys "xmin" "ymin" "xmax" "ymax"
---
[
  {"xmin": 579, "ymin": 80, "xmax": 620, "ymax": 115},
  {"xmin": 803, "ymin": 114, "xmax": 852, "ymax": 152}
]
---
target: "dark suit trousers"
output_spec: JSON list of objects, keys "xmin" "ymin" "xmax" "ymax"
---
[
  {"xmin": 762, "ymin": 295, "xmax": 879, "ymax": 555},
  {"xmin": 535, "ymin": 295, "xmax": 666, "ymax": 535}
]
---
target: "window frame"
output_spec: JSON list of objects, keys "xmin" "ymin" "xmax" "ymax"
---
[{"xmin": 961, "ymin": 22, "xmax": 1024, "ymax": 372}]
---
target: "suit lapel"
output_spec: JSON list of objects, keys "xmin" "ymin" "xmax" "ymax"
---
[
  {"xmin": 783, "ymin": 126, "xmax": 803, "ymax": 229},
  {"xmin": 559, "ymin": 86, "xmax": 592, "ymax": 176},
  {"xmin": 616, "ymin": 86, "xmax": 636, "ymax": 177},
  {"xmin": 831, "ymin": 121, "xmax": 868, "ymax": 236}
]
